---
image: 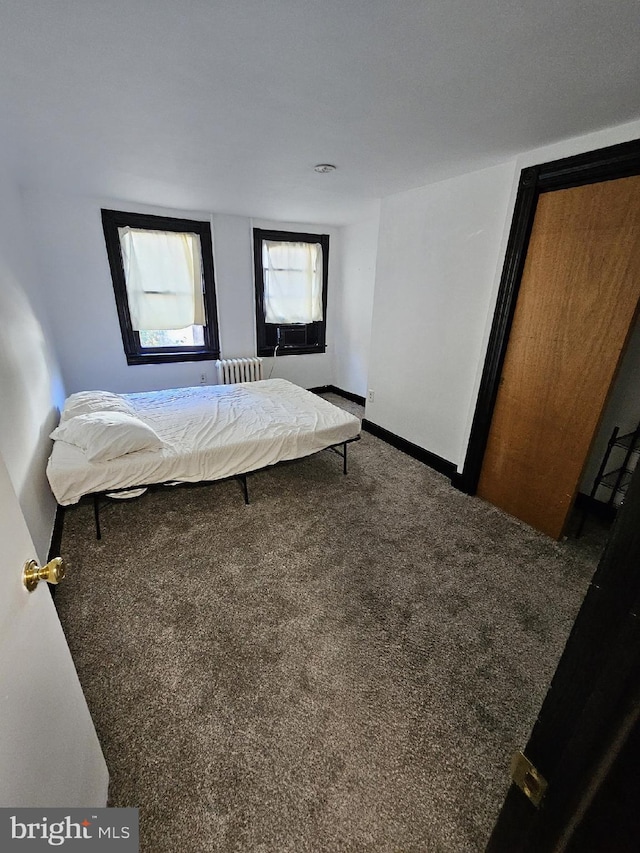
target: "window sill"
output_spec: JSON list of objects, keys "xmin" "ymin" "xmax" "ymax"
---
[
  {"xmin": 125, "ymin": 350, "xmax": 220, "ymax": 366},
  {"xmin": 257, "ymin": 345, "xmax": 326, "ymax": 358}
]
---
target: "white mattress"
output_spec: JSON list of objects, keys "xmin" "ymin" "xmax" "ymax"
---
[{"xmin": 47, "ymin": 379, "xmax": 361, "ymax": 505}]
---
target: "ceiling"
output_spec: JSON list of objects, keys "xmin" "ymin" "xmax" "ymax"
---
[{"xmin": 1, "ymin": 0, "xmax": 639, "ymax": 224}]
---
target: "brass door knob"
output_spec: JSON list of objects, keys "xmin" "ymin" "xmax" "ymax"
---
[{"xmin": 23, "ymin": 557, "xmax": 66, "ymax": 592}]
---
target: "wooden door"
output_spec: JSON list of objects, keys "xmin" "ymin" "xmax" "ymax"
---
[
  {"xmin": 0, "ymin": 451, "xmax": 108, "ymax": 806},
  {"xmin": 478, "ymin": 175, "xmax": 640, "ymax": 538}
]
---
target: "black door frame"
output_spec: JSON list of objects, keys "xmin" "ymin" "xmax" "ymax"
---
[{"xmin": 453, "ymin": 137, "xmax": 640, "ymax": 495}]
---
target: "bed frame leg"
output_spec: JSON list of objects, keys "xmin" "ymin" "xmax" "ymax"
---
[
  {"xmin": 238, "ymin": 474, "xmax": 250, "ymax": 505},
  {"xmin": 93, "ymin": 494, "xmax": 102, "ymax": 540},
  {"xmin": 343, "ymin": 441, "xmax": 348, "ymax": 475}
]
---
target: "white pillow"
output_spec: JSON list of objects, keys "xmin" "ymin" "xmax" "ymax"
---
[
  {"xmin": 51, "ymin": 411, "xmax": 164, "ymax": 462},
  {"xmin": 60, "ymin": 390, "xmax": 135, "ymax": 423}
]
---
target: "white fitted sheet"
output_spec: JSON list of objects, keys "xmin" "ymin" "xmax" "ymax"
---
[{"xmin": 47, "ymin": 379, "xmax": 361, "ymax": 505}]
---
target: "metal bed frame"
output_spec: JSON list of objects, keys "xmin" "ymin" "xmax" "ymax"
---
[{"xmin": 83, "ymin": 436, "xmax": 360, "ymax": 539}]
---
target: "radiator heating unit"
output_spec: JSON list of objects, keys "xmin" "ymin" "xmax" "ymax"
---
[{"xmin": 215, "ymin": 357, "xmax": 264, "ymax": 384}]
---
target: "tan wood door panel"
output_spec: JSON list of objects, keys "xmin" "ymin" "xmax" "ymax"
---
[{"xmin": 478, "ymin": 175, "xmax": 640, "ymax": 539}]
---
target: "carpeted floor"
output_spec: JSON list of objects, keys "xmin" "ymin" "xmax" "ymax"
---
[{"xmin": 55, "ymin": 394, "xmax": 602, "ymax": 852}]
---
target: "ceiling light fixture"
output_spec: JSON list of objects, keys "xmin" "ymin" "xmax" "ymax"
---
[{"xmin": 314, "ymin": 163, "xmax": 336, "ymax": 173}]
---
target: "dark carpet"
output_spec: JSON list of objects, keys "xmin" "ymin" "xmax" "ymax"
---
[{"xmin": 55, "ymin": 394, "xmax": 600, "ymax": 852}]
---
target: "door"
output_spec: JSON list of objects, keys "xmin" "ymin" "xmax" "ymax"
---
[
  {"xmin": 486, "ymin": 444, "xmax": 640, "ymax": 851},
  {"xmin": 0, "ymin": 451, "xmax": 108, "ymax": 806},
  {"xmin": 478, "ymin": 175, "xmax": 640, "ymax": 538}
]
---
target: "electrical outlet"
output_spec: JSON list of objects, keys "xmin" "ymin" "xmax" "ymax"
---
[
  {"xmin": 199, "ymin": 372, "xmax": 207, "ymax": 385},
  {"xmin": 368, "ymin": 389, "xmax": 375, "ymax": 402}
]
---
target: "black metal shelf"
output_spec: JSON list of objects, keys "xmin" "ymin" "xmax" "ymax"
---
[
  {"xmin": 586, "ymin": 422, "xmax": 640, "ymax": 512},
  {"xmin": 577, "ymin": 422, "xmax": 640, "ymax": 535},
  {"xmin": 613, "ymin": 430, "xmax": 637, "ymax": 451},
  {"xmin": 599, "ymin": 468, "xmax": 634, "ymax": 491}
]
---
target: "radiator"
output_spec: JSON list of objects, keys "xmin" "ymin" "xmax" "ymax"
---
[{"xmin": 215, "ymin": 357, "xmax": 264, "ymax": 384}]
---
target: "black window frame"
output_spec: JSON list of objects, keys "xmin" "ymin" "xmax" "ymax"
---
[
  {"xmin": 101, "ymin": 208, "xmax": 220, "ymax": 366},
  {"xmin": 253, "ymin": 228, "xmax": 329, "ymax": 357}
]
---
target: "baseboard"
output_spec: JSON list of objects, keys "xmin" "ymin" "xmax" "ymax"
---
[
  {"xmin": 309, "ymin": 385, "xmax": 367, "ymax": 407},
  {"xmin": 450, "ymin": 471, "xmax": 471, "ymax": 493},
  {"xmin": 361, "ymin": 419, "xmax": 456, "ymax": 478},
  {"xmin": 47, "ymin": 505, "xmax": 65, "ymax": 601},
  {"xmin": 47, "ymin": 505, "xmax": 65, "ymax": 561},
  {"xmin": 319, "ymin": 389, "xmax": 456, "ymax": 478},
  {"xmin": 327, "ymin": 385, "xmax": 367, "ymax": 407}
]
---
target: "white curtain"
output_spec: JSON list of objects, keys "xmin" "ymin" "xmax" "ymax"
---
[
  {"xmin": 118, "ymin": 227, "xmax": 205, "ymax": 331},
  {"xmin": 263, "ymin": 241, "xmax": 323, "ymax": 324}
]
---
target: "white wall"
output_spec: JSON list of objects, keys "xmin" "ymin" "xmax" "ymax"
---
[
  {"xmin": 18, "ymin": 117, "xmax": 640, "ymax": 501},
  {"xmin": 0, "ymin": 163, "xmax": 64, "ymax": 561},
  {"xmin": 334, "ymin": 210, "xmax": 380, "ymax": 398},
  {"xmin": 22, "ymin": 195, "xmax": 340, "ymax": 394},
  {"xmin": 460, "ymin": 117, "xmax": 640, "ymax": 468},
  {"xmin": 212, "ymin": 213, "xmax": 256, "ymax": 362},
  {"xmin": 367, "ymin": 162, "xmax": 515, "ymax": 465},
  {"xmin": 367, "ymin": 116, "xmax": 640, "ymax": 472}
]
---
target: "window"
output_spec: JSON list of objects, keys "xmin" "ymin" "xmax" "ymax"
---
[
  {"xmin": 101, "ymin": 209, "xmax": 220, "ymax": 365},
  {"xmin": 253, "ymin": 229, "xmax": 329, "ymax": 356}
]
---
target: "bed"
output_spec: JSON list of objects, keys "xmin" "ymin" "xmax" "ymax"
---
[{"xmin": 47, "ymin": 378, "xmax": 361, "ymax": 537}]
